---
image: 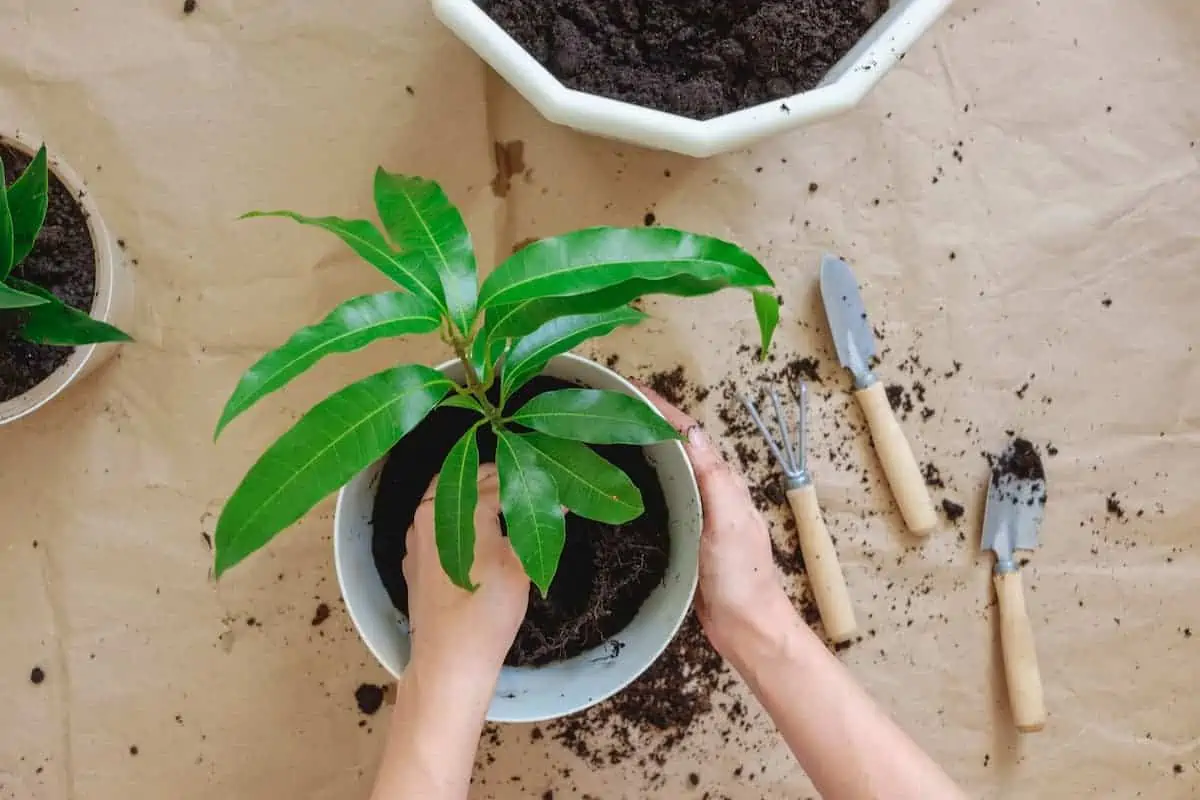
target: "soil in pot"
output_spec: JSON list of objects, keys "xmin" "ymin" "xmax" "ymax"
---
[
  {"xmin": 372, "ymin": 375, "xmax": 671, "ymax": 667},
  {"xmin": 0, "ymin": 145, "xmax": 97, "ymax": 402},
  {"xmin": 479, "ymin": 0, "xmax": 888, "ymax": 120}
]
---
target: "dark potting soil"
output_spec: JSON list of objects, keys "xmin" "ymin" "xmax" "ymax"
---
[
  {"xmin": 371, "ymin": 375, "xmax": 670, "ymax": 667},
  {"xmin": 479, "ymin": 0, "xmax": 887, "ymax": 120},
  {"xmin": 0, "ymin": 145, "xmax": 97, "ymax": 402}
]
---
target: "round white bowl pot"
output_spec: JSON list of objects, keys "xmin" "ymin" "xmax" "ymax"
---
[
  {"xmin": 335, "ymin": 352, "xmax": 702, "ymax": 723},
  {"xmin": 432, "ymin": 0, "xmax": 954, "ymax": 158},
  {"xmin": 0, "ymin": 131, "xmax": 133, "ymax": 426}
]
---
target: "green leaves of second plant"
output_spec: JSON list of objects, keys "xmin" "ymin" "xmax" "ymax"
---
[
  {"xmin": 215, "ymin": 169, "xmax": 780, "ymax": 596},
  {"xmin": 511, "ymin": 389, "xmax": 682, "ymax": 445},
  {"xmin": 0, "ymin": 144, "xmax": 133, "ymax": 345}
]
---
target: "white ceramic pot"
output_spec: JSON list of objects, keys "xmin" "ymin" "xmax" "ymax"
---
[
  {"xmin": 335, "ymin": 352, "xmax": 702, "ymax": 723},
  {"xmin": 0, "ymin": 132, "xmax": 133, "ymax": 426},
  {"xmin": 432, "ymin": 0, "xmax": 953, "ymax": 157}
]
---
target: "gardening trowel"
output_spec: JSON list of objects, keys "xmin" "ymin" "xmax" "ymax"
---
[
  {"xmin": 982, "ymin": 440, "xmax": 1047, "ymax": 733},
  {"xmin": 818, "ymin": 254, "xmax": 938, "ymax": 535}
]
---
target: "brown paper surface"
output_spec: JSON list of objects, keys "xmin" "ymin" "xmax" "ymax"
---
[{"xmin": 1, "ymin": 1, "xmax": 1197, "ymax": 798}]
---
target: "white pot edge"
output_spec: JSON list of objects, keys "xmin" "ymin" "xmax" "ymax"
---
[
  {"xmin": 0, "ymin": 131, "xmax": 133, "ymax": 426},
  {"xmin": 334, "ymin": 352, "xmax": 702, "ymax": 723},
  {"xmin": 432, "ymin": 0, "xmax": 955, "ymax": 157}
]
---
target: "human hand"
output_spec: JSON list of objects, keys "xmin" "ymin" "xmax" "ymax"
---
[
  {"xmin": 638, "ymin": 386, "xmax": 793, "ymax": 658},
  {"xmin": 404, "ymin": 464, "xmax": 529, "ymax": 675}
]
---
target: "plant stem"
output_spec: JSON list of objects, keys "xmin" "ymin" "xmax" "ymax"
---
[{"xmin": 451, "ymin": 336, "xmax": 501, "ymax": 423}]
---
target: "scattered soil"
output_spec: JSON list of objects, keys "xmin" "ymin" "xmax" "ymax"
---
[
  {"xmin": 480, "ymin": 0, "xmax": 887, "ymax": 120},
  {"xmin": 1105, "ymin": 493, "xmax": 1126, "ymax": 520},
  {"xmin": 0, "ymin": 145, "xmax": 97, "ymax": 402},
  {"xmin": 310, "ymin": 602, "xmax": 331, "ymax": 627},
  {"xmin": 355, "ymin": 683, "xmax": 386, "ymax": 715},
  {"xmin": 183, "ymin": 0, "xmax": 197, "ymax": 14},
  {"xmin": 991, "ymin": 437, "xmax": 1045, "ymax": 485},
  {"xmin": 987, "ymin": 437, "xmax": 1047, "ymax": 508},
  {"xmin": 550, "ymin": 613, "xmax": 731, "ymax": 767},
  {"xmin": 371, "ymin": 376, "xmax": 670, "ymax": 667}
]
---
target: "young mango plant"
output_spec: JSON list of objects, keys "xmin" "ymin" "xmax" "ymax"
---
[
  {"xmin": 213, "ymin": 169, "xmax": 778, "ymax": 594},
  {"xmin": 0, "ymin": 146, "xmax": 131, "ymax": 345}
]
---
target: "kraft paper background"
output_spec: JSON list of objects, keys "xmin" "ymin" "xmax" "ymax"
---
[{"xmin": 1, "ymin": 0, "xmax": 1197, "ymax": 797}]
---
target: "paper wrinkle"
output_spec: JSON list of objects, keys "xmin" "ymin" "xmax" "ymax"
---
[{"xmin": 0, "ymin": 1, "xmax": 1198, "ymax": 798}]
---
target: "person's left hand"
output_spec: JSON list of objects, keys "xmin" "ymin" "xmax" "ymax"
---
[{"xmin": 404, "ymin": 464, "xmax": 529, "ymax": 674}]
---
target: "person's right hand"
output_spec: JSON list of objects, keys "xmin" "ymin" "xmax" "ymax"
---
[{"xmin": 639, "ymin": 386, "xmax": 792, "ymax": 658}]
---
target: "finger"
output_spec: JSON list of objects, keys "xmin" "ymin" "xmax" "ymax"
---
[{"xmin": 631, "ymin": 381, "xmax": 726, "ymax": 479}]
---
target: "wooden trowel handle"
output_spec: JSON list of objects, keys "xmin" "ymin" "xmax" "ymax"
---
[
  {"xmin": 855, "ymin": 382, "xmax": 938, "ymax": 536},
  {"xmin": 786, "ymin": 485, "xmax": 857, "ymax": 643},
  {"xmin": 995, "ymin": 571, "xmax": 1046, "ymax": 733}
]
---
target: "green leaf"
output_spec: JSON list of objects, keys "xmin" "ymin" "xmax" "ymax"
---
[
  {"xmin": 752, "ymin": 290, "xmax": 780, "ymax": 359},
  {"xmin": 8, "ymin": 278, "xmax": 130, "ymax": 344},
  {"xmin": 6, "ymin": 145, "xmax": 48, "ymax": 271},
  {"xmin": 373, "ymin": 170, "xmax": 477, "ymax": 334},
  {"xmin": 214, "ymin": 291, "xmax": 442, "ymax": 438},
  {"xmin": 487, "ymin": 272, "xmax": 774, "ymax": 340},
  {"xmin": 242, "ymin": 211, "xmax": 445, "ymax": 311},
  {"xmin": 478, "ymin": 226, "xmax": 773, "ymax": 312},
  {"xmin": 500, "ymin": 306, "xmax": 646, "ymax": 404},
  {"xmin": 495, "ymin": 429, "xmax": 565, "ymax": 596},
  {"xmin": 510, "ymin": 389, "xmax": 682, "ymax": 445},
  {"xmin": 434, "ymin": 426, "xmax": 481, "ymax": 591},
  {"xmin": 520, "ymin": 433, "xmax": 642, "ymax": 524},
  {"xmin": 214, "ymin": 365, "xmax": 453, "ymax": 577},
  {"xmin": 0, "ymin": 153, "xmax": 12, "ymax": 278},
  {"xmin": 440, "ymin": 393, "xmax": 484, "ymax": 412},
  {"xmin": 0, "ymin": 281, "xmax": 49, "ymax": 309}
]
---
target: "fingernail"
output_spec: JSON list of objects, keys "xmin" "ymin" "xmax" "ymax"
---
[{"xmin": 687, "ymin": 425, "xmax": 709, "ymax": 451}]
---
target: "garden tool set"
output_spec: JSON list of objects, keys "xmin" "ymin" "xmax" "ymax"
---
[{"xmin": 740, "ymin": 253, "xmax": 1046, "ymax": 733}]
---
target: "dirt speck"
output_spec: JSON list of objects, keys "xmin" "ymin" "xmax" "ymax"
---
[
  {"xmin": 311, "ymin": 603, "xmax": 331, "ymax": 627},
  {"xmin": 30, "ymin": 666, "xmax": 45, "ymax": 685},
  {"xmin": 355, "ymin": 683, "xmax": 386, "ymax": 715},
  {"xmin": 183, "ymin": 0, "xmax": 197, "ymax": 14}
]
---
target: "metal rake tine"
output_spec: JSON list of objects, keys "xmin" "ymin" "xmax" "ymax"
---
[
  {"xmin": 738, "ymin": 392, "xmax": 789, "ymax": 471},
  {"xmin": 769, "ymin": 388, "xmax": 798, "ymax": 469},
  {"xmin": 794, "ymin": 381, "xmax": 809, "ymax": 473}
]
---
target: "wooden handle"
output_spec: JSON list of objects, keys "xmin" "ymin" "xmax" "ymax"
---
[
  {"xmin": 787, "ymin": 485, "xmax": 857, "ymax": 643},
  {"xmin": 855, "ymin": 382, "xmax": 938, "ymax": 536},
  {"xmin": 995, "ymin": 571, "xmax": 1046, "ymax": 733}
]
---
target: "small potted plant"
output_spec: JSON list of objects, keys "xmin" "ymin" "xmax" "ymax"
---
[
  {"xmin": 213, "ymin": 169, "xmax": 778, "ymax": 721},
  {"xmin": 0, "ymin": 133, "xmax": 133, "ymax": 426},
  {"xmin": 432, "ymin": 0, "xmax": 954, "ymax": 156}
]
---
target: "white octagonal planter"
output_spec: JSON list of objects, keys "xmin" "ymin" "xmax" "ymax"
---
[
  {"xmin": 433, "ymin": 0, "xmax": 954, "ymax": 157},
  {"xmin": 335, "ymin": 352, "xmax": 702, "ymax": 723}
]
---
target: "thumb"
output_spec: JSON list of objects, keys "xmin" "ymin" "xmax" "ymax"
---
[{"xmin": 683, "ymin": 424, "xmax": 725, "ymax": 480}]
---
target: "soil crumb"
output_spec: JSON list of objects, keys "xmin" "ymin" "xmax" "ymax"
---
[
  {"xmin": 311, "ymin": 603, "xmax": 331, "ymax": 627},
  {"xmin": 941, "ymin": 499, "xmax": 965, "ymax": 522},
  {"xmin": 355, "ymin": 684, "xmax": 386, "ymax": 715},
  {"xmin": 30, "ymin": 666, "xmax": 45, "ymax": 685},
  {"xmin": 480, "ymin": 0, "xmax": 886, "ymax": 120},
  {"xmin": 183, "ymin": 0, "xmax": 197, "ymax": 13},
  {"xmin": 1105, "ymin": 493, "xmax": 1126, "ymax": 520}
]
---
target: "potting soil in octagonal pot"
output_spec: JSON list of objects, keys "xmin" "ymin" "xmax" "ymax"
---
[{"xmin": 335, "ymin": 352, "xmax": 701, "ymax": 723}]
